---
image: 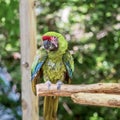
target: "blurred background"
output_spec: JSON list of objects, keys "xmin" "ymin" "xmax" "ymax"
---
[{"xmin": 0, "ymin": 0, "xmax": 120, "ymax": 120}]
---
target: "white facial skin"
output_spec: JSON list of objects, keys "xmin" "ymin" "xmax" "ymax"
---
[{"xmin": 50, "ymin": 37, "xmax": 58, "ymax": 48}]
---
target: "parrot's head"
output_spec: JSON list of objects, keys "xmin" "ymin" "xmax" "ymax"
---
[
  {"xmin": 42, "ymin": 32, "xmax": 68, "ymax": 54},
  {"xmin": 42, "ymin": 35, "xmax": 58, "ymax": 51}
]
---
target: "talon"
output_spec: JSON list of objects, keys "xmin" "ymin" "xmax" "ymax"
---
[
  {"xmin": 45, "ymin": 80, "xmax": 51, "ymax": 90},
  {"xmin": 56, "ymin": 80, "xmax": 63, "ymax": 90}
]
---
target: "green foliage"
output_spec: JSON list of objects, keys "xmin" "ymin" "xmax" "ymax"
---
[
  {"xmin": 37, "ymin": 0, "xmax": 120, "ymax": 119},
  {"xmin": 0, "ymin": 0, "xmax": 120, "ymax": 119},
  {"xmin": 0, "ymin": 0, "xmax": 21, "ymax": 119},
  {"xmin": 37, "ymin": 0, "xmax": 120, "ymax": 84},
  {"xmin": 0, "ymin": 0, "xmax": 19, "ymax": 59}
]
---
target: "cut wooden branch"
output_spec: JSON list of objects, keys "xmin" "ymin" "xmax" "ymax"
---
[
  {"xmin": 20, "ymin": 0, "xmax": 39, "ymax": 120},
  {"xmin": 36, "ymin": 83, "xmax": 120, "ymax": 96},
  {"xmin": 71, "ymin": 93, "xmax": 120, "ymax": 108}
]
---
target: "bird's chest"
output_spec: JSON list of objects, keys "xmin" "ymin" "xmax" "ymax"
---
[
  {"xmin": 43, "ymin": 59, "xmax": 66, "ymax": 82},
  {"xmin": 47, "ymin": 60, "xmax": 56, "ymax": 70},
  {"xmin": 45, "ymin": 59, "xmax": 63, "ymax": 72}
]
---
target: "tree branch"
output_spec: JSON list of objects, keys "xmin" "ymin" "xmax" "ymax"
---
[
  {"xmin": 71, "ymin": 93, "xmax": 120, "ymax": 108},
  {"xmin": 36, "ymin": 83, "xmax": 120, "ymax": 96}
]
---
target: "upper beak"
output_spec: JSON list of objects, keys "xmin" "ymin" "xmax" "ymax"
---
[{"xmin": 43, "ymin": 40, "xmax": 50, "ymax": 49}]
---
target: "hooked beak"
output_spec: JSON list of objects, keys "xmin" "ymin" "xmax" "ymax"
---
[{"xmin": 43, "ymin": 40, "xmax": 51, "ymax": 50}]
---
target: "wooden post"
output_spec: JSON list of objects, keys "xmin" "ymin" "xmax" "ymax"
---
[{"xmin": 20, "ymin": 0, "xmax": 39, "ymax": 120}]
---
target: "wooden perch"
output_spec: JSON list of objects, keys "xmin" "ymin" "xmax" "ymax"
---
[
  {"xmin": 71, "ymin": 93, "xmax": 120, "ymax": 108},
  {"xmin": 36, "ymin": 83, "xmax": 120, "ymax": 96}
]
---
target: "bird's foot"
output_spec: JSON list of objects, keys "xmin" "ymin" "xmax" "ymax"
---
[
  {"xmin": 56, "ymin": 80, "xmax": 63, "ymax": 90},
  {"xmin": 45, "ymin": 80, "xmax": 51, "ymax": 90}
]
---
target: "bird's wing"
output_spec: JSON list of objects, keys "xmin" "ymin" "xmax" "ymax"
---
[
  {"xmin": 31, "ymin": 48, "xmax": 47, "ymax": 95},
  {"xmin": 63, "ymin": 51, "xmax": 74, "ymax": 82}
]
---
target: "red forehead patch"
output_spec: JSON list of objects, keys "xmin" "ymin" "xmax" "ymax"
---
[{"xmin": 42, "ymin": 36, "xmax": 51, "ymax": 41}]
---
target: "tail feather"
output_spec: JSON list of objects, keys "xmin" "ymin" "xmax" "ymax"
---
[{"xmin": 44, "ymin": 96, "xmax": 59, "ymax": 120}]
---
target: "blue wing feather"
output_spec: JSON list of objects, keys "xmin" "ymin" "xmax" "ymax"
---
[
  {"xmin": 31, "ymin": 48, "xmax": 48, "ymax": 81},
  {"xmin": 31, "ymin": 62, "xmax": 44, "ymax": 80},
  {"xmin": 64, "ymin": 61, "xmax": 73, "ymax": 79},
  {"xmin": 31, "ymin": 48, "xmax": 47, "ymax": 95},
  {"xmin": 63, "ymin": 51, "xmax": 74, "ymax": 79}
]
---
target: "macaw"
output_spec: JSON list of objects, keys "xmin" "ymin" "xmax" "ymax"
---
[{"xmin": 31, "ymin": 31, "xmax": 74, "ymax": 120}]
